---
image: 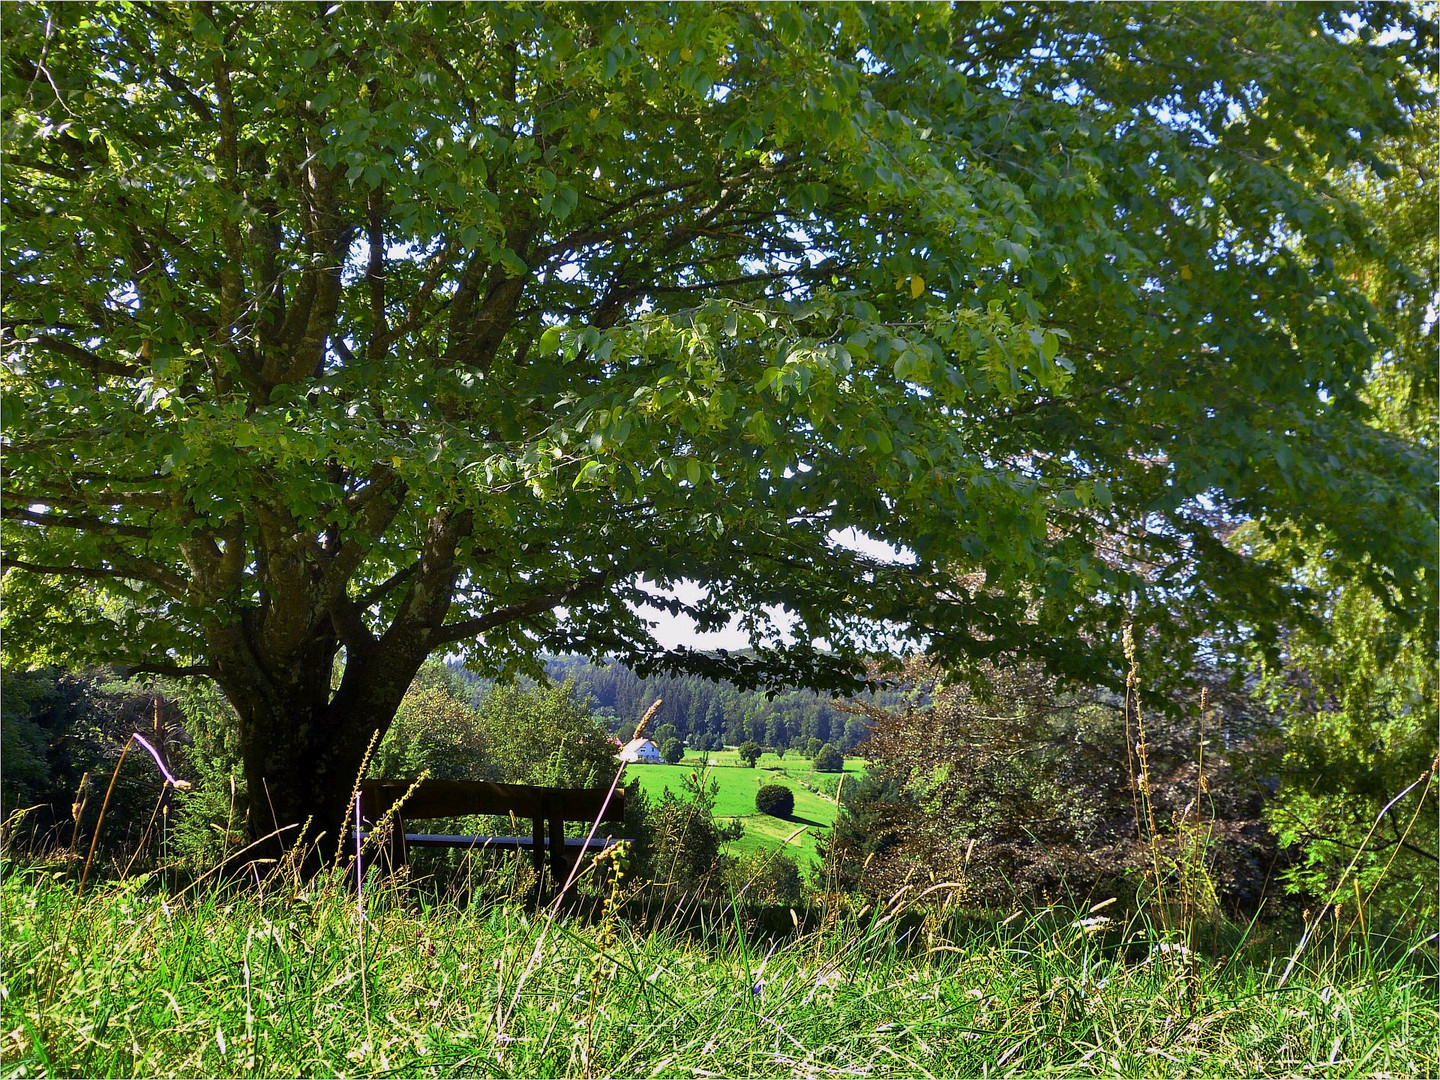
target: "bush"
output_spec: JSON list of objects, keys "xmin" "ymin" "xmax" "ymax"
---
[
  {"xmin": 661, "ymin": 737, "xmax": 685, "ymax": 764},
  {"xmin": 754, "ymin": 784, "xmax": 794, "ymax": 818},
  {"xmin": 832, "ymin": 656, "xmax": 1288, "ymax": 911},
  {"xmin": 476, "ymin": 679, "xmax": 619, "ymax": 788},
  {"xmin": 374, "ymin": 680, "xmax": 490, "ymax": 782},
  {"xmin": 726, "ymin": 848, "xmax": 803, "ymax": 905},
  {"xmin": 624, "ymin": 772, "xmax": 742, "ymax": 891},
  {"xmin": 813, "ymin": 743, "xmax": 844, "ymax": 772}
]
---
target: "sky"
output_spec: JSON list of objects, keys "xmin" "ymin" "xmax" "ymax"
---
[{"xmin": 637, "ymin": 527, "xmax": 912, "ymax": 650}]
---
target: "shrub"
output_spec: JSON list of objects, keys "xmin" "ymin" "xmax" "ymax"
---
[
  {"xmin": 755, "ymin": 784, "xmax": 794, "ymax": 818},
  {"xmin": 726, "ymin": 848, "xmax": 804, "ymax": 905},
  {"xmin": 813, "ymin": 743, "xmax": 844, "ymax": 772},
  {"xmin": 833, "ymin": 656, "xmax": 1287, "ymax": 911},
  {"xmin": 624, "ymin": 773, "xmax": 742, "ymax": 891},
  {"xmin": 661, "ymin": 737, "xmax": 685, "ymax": 764},
  {"xmin": 374, "ymin": 681, "xmax": 490, "ymax": 782},
  {"xmin": 476, "ymin": 679, "xmax": 619, "ymax": 788}
]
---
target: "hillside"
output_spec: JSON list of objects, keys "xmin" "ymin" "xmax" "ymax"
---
[{"xmin": 626, "ymin": 749, "xmax": 867, "ymax": 869}]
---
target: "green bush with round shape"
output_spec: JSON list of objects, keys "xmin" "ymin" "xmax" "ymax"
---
[{"xmin": 755, "ymin": 784, "xmax": 795, "ymax": 818}]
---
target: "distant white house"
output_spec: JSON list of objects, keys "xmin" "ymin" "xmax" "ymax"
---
[{"xmin": 618, "ymin": 737, "xmax": 664, "ymax": 764}]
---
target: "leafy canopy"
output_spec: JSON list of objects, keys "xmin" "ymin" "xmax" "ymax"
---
[
  {"xmin": 2, "ymin": 3, "xmax": 1434, "ymax": 700},
  {"xmin": 1238, "ymin": 104, "xmax": 1439, "ymax": 918}
]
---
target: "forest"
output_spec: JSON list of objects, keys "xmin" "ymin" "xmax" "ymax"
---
[
  {"xmin": 541, "ymin": 653, "xmax": 880, "ymax": 750},
  {"xmin": 2, "ymin": 3, "xmax": 1436, "ymax": 1077}
]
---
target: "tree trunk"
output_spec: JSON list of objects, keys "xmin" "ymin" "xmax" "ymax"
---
[
  {"xmin": 238, "ymin": 699, "xmax": 375, "ymax": 868},
  {"xmin": 210, "ymin": 623, "xmax": 427, "ymax": 870}
]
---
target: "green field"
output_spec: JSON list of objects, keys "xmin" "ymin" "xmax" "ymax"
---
[{"xmin": 625, "ymin": 750, "xmax": 866, "ymax": 868}]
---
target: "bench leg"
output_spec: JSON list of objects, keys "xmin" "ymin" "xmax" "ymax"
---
[
  {"xmin": 385, "ymin": 814, "xmax": 409, "ymax": 876},
  {"xmin": 530, "ymin": 815, "xmax": 545, "ymax": 904},
  {"xmin": 549, "ymin": 814, "xmax": 567, "ymax": 893}
]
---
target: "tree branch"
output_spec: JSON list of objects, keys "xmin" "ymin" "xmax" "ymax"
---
[
  {"xmin": 4, "ymin": 558, "xmax": 140, "ymax": 583},
  {"xmin": 383, "ymin": 240, "xmax": 457, "ymax": 351},
  {"xmin": 204, "ymin": 9, "xmax": 247, "ymax": 344},
  {"xmin": 121, "ymin": 659, "xmax": 218, "ymax": 679},
  {"xmin": 430, "ymin": 571, "xmax": 610, "ymax": 647},
  {"xmin": 30, "ymin": 335, "xmax": 143, "ymax": 378},
  {"xmin": 323, "ymin": 468, "xmax": 408, "ymax": 593},
  {"xmin": 353, "ymin": 561, "xmax": 420, "ymax": 610},
  {"xmin": 1, "ymin": 505, "xmax": 153, "ymax": 538}
]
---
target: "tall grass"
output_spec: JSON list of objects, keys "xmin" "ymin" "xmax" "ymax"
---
[
  {"xmin": 2, "ymin": 860, "xmax": 1434, "ymax": 1078},
  {"xmin": 4, "ymin": 657, "xmax": 1434, "ymax": 1078}
]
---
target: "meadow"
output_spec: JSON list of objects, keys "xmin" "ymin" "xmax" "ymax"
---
[
  {"xmin": 3, "ymin": 863, "xmax": 1435, "ymax": 1079},
  {"xmin": 625, "ymin": 751, "xmax": 867, "ymax": 867}
]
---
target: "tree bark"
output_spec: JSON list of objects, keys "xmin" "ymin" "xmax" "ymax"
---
[{"xmin": 209, "ymin": 621, "xmax": 428, "ymax": 869}]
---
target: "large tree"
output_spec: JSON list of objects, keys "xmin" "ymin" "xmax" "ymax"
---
[
  {"xmin": 3, "ymin": 4, "xmax": 1433, "ymax": 848},
  {"xmin": 1240, "ymin": 104, "xmax": 1439, "ymax": 918}
]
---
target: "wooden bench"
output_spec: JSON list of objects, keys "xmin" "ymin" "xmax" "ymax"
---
[{"xmin": 358, "ymin": 779, "xmax": 626, "ymax": 893}]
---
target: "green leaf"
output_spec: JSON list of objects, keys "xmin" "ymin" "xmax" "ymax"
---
[
  {"xmin": 573, "ymin": 460, "xmax": 605, "ymax": 489},
  {"xmin": 537, "ymin": 325, "xmax": 564, "ymax": 356}
]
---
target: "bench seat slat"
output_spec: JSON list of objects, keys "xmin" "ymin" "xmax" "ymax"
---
[
  {"xmin": 404, "ymin": 834, "xmax": 620, "ymax": 850},
  {"xmin": 359, "ymin": 779, "xmax": 623, "ymax": 822},
  {"xmin": 358, "ymin": 832, "xmax": 620, "ymax": 851}
]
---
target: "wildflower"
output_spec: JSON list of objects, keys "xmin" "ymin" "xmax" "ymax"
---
[{"xmin": 1152, "ymin": 942, "xmax": 1193, "ymax": 960}]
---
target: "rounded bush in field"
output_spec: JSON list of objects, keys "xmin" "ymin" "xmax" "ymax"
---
[
  {"xmin": 754, "ymin": 784, "xmax": 795, "ymax": 818},
  {"xmin": 813, "ymin": 744, "xmax": 844, "ymax": 772}
]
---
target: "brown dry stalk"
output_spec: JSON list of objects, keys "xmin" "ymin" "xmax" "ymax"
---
[
  {"xmin": 334, "ymin": 727, "xmax": 383, "ymax": 865},
  {"xmin": 633, "ymin": 698, "xmax": 664, "ymax": 741}
]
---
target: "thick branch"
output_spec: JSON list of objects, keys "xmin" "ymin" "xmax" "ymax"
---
[
  {"xmin": 382, "ymin": 509, "xmax": 473, "ymax": 643},
  {"xmin": 430, "ymin": 571, "xmax": 610, "ymax": 648},
  {"xmin": 122, "ymin": 659, "xmax": 218, "ymax": 679},
  {"xmin": 2, "ymin": 480, "xmax": 171, "ymax": 511},
  {"xmin": 1, "ymin": 505, "xmax": 153, "ymax": 538},
  {"xmin": 365, "ymin": 65, "xmax": 388, "ymax": 353},
  {"xmin": 97, "ymin": 541, "xmax": 194, "ymax": 600},
  {"xmin": 30, "ymin": 335, "xmax": 143, "ymax": 378},
  {"xmin": 204, "ymin": 10, "xmax": 246, "ymax": 342},
  {"xmin": 323, "ymin": 467, "xmax": 408, "ymax": 593},
  {"xmin": 324, "ymin": 593, "xmax": 377, "ymax": 654}
]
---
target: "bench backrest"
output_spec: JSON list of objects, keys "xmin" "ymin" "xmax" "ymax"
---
[{"xmin": 359, "ymin": 779, "xmax": 624, "ymax": 825}]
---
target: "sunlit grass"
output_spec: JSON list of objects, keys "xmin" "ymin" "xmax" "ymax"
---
[
  {"xmin": 628, "ymin": 752, "xmax": 863, "ymax": 867},
  {"xmin": 3, "ymin": 865, "xmax": 1434, "ymax": 1079}
]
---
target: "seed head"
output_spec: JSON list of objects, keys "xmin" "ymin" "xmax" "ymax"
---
[{"xmin": 633, "ymin": 698, "xmax": 663, "ymax": 740}]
